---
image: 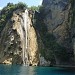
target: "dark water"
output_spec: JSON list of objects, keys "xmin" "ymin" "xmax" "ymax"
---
[{"xmin": 0, "ymin": 65, "xmax": 75, "ymax": 75}]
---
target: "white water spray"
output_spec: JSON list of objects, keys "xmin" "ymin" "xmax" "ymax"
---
[{"xmin": 22, "ymin": 9, "xmax": 29, "ymax": 66}]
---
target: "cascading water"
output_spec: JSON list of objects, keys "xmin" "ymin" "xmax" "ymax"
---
[
  {"xmin": 22, "ymin": 9, "xmax": 29, "ymax": 66},
  {"xmin": 19, "ymin": 9, "xmax": 38, "ymax": 66}
]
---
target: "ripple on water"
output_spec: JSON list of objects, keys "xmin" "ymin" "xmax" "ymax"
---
[{"xmin": 0, "ymin": 65, "xmax": 75, "ymax": 75}]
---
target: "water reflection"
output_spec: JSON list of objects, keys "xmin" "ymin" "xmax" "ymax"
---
[
  {"xmin": 0, "ymin": 65, "xmax": 75, "ymax": 75},
  {"xmin": 20, "ymin": 66, "xmax": 36, "ymax": 75},
  {"xmin": 27, "ymin": 67, "xmax": 36, "ymax": 75},
  {"xmin": 0, "ymin": 65, "xmax": 21, "ymax": 75},
  {"xmin": 0, "ymin": 65, "xmax": 36, "ymax": 75}
]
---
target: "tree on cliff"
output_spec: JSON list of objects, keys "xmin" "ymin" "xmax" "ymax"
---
[{"xmin": 0, "ymin": 2, "xmax": 28, "ymax": 34}]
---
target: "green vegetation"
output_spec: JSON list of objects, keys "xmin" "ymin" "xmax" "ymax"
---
[
  {"xmin": 0, "ymin": 1, "xmax": 73, "ymax": 65},
  {"xmin": 71, "ymin": 0, "xmax": 75, "ymax": 26},
  {"xmin": 70, "ymin": 0, "xmax": 75, "ymax": 61},
  {"xmin": 34, "ymin": 5, "xmax": 70, "ymax": 64},
  {"xmin": 28, "ymin": 6, "xmax": 40, "ymax": 11},
  {"xmin": 15, "ymin": 2, "xmax": 28, "ymax": 9},
  {"xmin": 0, "ymin": 2, "xmax": 27, "ymax": 34},
  {"xmin": 0, "ymin": 2, "xmax": 40, "ymax": 35}
]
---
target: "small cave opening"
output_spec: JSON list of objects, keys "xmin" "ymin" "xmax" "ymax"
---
[{"xmin": 29, "ymin": 64, "xmax": 32, "ymax": 66}]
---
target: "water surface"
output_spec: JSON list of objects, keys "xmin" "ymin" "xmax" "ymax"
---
[{"xmin": 0, "ymin": 65, "xmax": 75, "ymax": 75}]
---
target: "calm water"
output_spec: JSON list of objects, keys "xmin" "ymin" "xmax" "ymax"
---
[{"xmin": 0, "ymin": 65, "xmax": 75, "ymax": 75}]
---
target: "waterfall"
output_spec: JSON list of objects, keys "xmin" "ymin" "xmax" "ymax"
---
[{"xmin": 22, "ymin": 9, "xmax": 29, "ymax": 66}]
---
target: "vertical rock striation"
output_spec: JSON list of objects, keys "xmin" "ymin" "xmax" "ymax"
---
[
  {"xmin": 0, "ymin": 0, "xmax": 75, "ymax": 66},
  {"xmin": 39, "ymin": 0, "xmax": 74, "ymax": 65},
  {"xmin": 0, "ymin": 9, "xmax": 39, "ymax": 66}
]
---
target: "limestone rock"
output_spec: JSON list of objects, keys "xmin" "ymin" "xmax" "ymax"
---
[
  {"xmin": 0, "ymin": 9, "xmax": 39, "ymax": 65},
  {"xmin": 41, "ymin": 0, "xmax": 74, "ymax": 65}
]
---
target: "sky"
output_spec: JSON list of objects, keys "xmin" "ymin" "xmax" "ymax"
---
[{"xmin": 0, "ymin": 0, "xmax": 43, "ymax": 9}]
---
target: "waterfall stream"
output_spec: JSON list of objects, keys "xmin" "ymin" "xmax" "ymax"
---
[{"xmin": 22, "ymin": 9, "xmax": 29, "ymax": 66}]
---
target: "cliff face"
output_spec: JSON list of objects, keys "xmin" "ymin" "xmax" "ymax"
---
[
  {"xmin": 0, "ymin": 0, "xmax": 75, "ymax": 66},
  {"xmin": 39, "ymin": 0, "xmax": 74, "ymax": 65},
  {"xmin": 0, "ymin": 9, "xmax": 39, "ymax": 66},
  {"xmin": 42, "ymin": 0, "xmax": 71, "ymax": 48}
]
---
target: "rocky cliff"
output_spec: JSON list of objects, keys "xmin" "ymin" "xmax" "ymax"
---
[
  {"xmin": 0, "ymin": 0, "xmax": 75, "ymax": 66},
  {"xmin": 0, "ymin": 9, "xmax": 39, "ymax": 66},
  {"xmin": 36, "ymin": 0, "xmax": 75, "ymax": 65}
]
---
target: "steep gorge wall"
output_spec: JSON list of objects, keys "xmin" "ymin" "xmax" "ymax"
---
[
  {"xmin": 0, "ymin": 9, "xmax": 39, "ymax": 66},
  {"xmin": 0, "ymin": 0, "xmax": 75, "ymax": 66},
  {"xmin": 34, "ymin": 0, "xmax": 75, "ymax": 65}
]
